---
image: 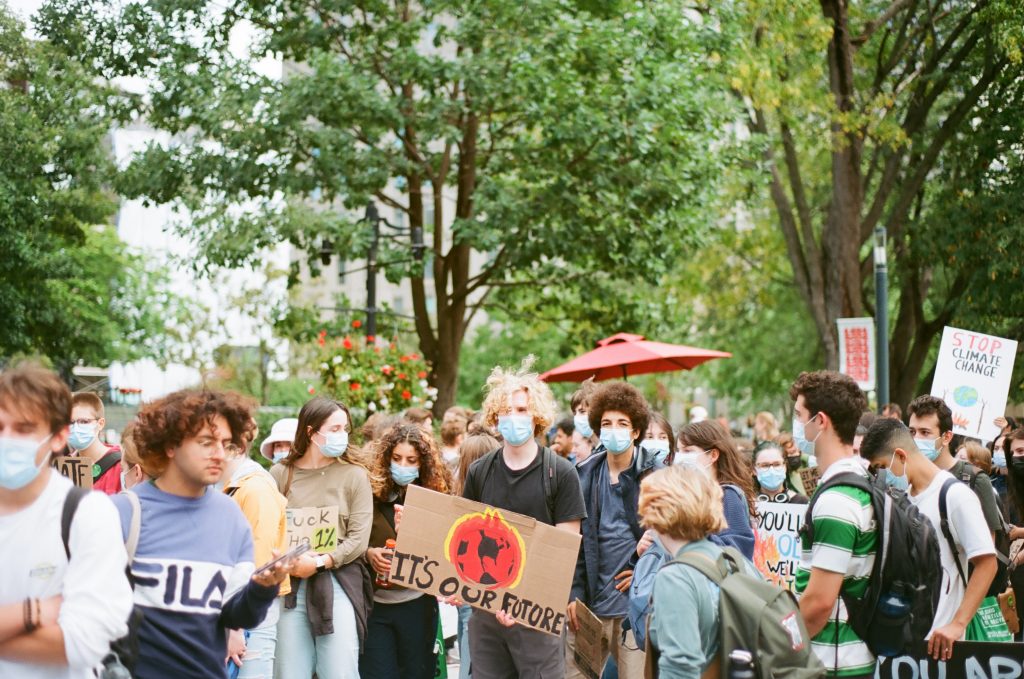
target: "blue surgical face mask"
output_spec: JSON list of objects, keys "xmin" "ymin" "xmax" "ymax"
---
[
  {"xmin": 994, "ymin": 451, "xmax": 1007, "ymax": 469},
  {"xmin": 757, "ymin": 466, "xmax": 788, "ymax": 492},
  {"xmin": 885, "ymin": 452, "xmax": 909, "ymax": 492},
  {"xmin": 573, "ymin": 413, "xmax": 593, "ymax": 438},
  {"xmin": 316, "ymin": 430, "xmax": 349, "ymax": 458},
  {"xmin": 0, "ymin": 434, "xmax": 53, "ymax": 490},
  {"xmin": 674, "ymin": 449, "xmax": 713, "ymax": 470},
  {"xmin": 600, "ymin": 428, "xmax": 634, "ymax": 455},
  {"xmin": 67, "ymin": 423, "xmax": 97, "ymax": 451},
  {"xmin": 642, "ymin": 439, "xmax": 671, "ymax": 464},
  {"xmin": 915, "ymin": 436, "xmax": 941, "ymax": 462},
  {"xmin": 792, "ymin": 415, "xmax": 820, "ymax": 456},
  {"xmin": 498, "ymin": 415, "xmax": 534, "ymax": 447},
  {"xmin": 390, "ymin": 462, "xmax": 419, "ymax": 486},
  {"xmin": 272, "ymin": 451, "xmax": 288, "ymax": 464}
]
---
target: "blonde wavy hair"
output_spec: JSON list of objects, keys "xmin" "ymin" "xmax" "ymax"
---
[
  {"xmin": 481, "ymin": 356, "xmax": 556, "ymax": 438},
  {"xmin": 639, "ymin": 465, "xmax": 727, "ymax": 541}
]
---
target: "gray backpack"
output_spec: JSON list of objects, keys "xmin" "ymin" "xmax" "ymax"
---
[{"xmin": 659, "ymin": 546, "xmax": 824, "ymax": 679}]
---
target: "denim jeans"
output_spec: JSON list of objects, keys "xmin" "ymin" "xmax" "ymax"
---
[
  {"xmin": 238, "ymin": 600, "xmax": 279, "ymax": 679},
  {"xmin": 457, "ymin": 604, "xmax": 472, "ymax": 679},
  {"xmin": 274, "ymin": 578, "xmax": 359, "ymax": 679}
]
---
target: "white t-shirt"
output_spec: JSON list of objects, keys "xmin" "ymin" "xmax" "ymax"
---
[
  {"xmin": 909, "ymin": 470, "xmax": 995, "ymax": 635},
  {"xmin": 0, "ymin": 472, "xmax": 133, "ymax": 678}
]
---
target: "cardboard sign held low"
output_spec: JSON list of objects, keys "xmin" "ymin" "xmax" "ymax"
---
[
  {"xmin": 52, "ymin": 456, "xmax": 93, "ymax": 489},
  {"xmin": 573, "ymin": 601, "xmax": 609, "ymax": 679},
  {"xmin": 285, "ymin": 506, "xmax": 338, "ymax": 554},
  {"xmin": 392, "ymin": 485, "xmax": 582, "ymax": 636}
]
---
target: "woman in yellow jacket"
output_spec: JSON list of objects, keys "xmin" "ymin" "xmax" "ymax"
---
[{"xmin": 223, "ymin": 435, "xmax": 291, "ymax": 678}]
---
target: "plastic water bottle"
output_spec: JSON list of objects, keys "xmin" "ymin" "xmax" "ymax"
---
[
  {"xmin": 728, "ymin": 649, "xmax": 755, "ymax": 679},
  {"xmin": 874, "ymin": 591, "xmax": 911, "ymax": 657},
  {"xmin": 376, "ymin": 538, "xmax": 396, "ymax": 588}
]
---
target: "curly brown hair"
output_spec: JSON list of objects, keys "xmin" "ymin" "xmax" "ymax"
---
[
  {"xmin": 587, "ymin": 382, "xmax": 649, "ymax": 441},
  {"xmin": 369, "ymin": 423, "xmax": 451, "ymax": 500},
  {"xmin": 678, "ymin": 420, "xmax": 757, "ymax": 518},
  {"xmin": 789, "ymin": 371, "xmax": 867, "ymax": 445},
  {"xmin": 131, "ymin": 389, "xmax": 257, "ymax": 478}
]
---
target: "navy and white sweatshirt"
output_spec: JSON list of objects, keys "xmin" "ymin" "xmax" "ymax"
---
[{"xmin": 111, "ymin": 481, "xmax": 278, "ymax": 679}]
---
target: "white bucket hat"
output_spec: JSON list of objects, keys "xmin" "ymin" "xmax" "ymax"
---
[
  {"xmin": 260, "ymin": 418, "xmax": 299, "ymax": 462},
  {"xmin": 689, "ymin": 406, "xmax": 708, "ymax": 423}
]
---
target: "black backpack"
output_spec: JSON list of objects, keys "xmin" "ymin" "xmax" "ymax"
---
[
  {"xmin": 802, "ymin": 471, "xmax": 941, "ymax": 658},
  {"xmin": 945, "ymin": 463, "xmax": 1012, "ymax": 598},
  {"xmin": 475, "ymin": 446, "xmax": 561, "ymax": 523},
  {"xmin": 62, "ymin": 486, "xmax": 144, "ymax": 676}
]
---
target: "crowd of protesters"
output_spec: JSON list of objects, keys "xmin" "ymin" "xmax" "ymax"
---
[{"xmin": 3, "ymin": 357, "xmax": 1024, "ymax": 679}]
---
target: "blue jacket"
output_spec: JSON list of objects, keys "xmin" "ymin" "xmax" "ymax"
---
[{"xmin": 570, "ymin": 444, "xmax": 663, "ymax": 605}]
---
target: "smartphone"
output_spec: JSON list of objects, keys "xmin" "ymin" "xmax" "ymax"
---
[{"xmin": 254, "ymin": 543, "xmax": 310, "ymax": 576}]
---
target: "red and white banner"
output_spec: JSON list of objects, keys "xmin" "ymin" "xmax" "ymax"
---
[{"xmin": 837, "ymin": 318, "xmax": 875, "ymax": 391}]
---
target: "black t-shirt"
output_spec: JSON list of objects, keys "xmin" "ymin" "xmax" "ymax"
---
[{"xmin": 463, "ymin": 448, "xmax": 587, "ymax": 525}]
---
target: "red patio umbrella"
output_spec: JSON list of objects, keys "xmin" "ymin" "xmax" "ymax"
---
[{"xmin": 539, "ymin": 333, "xmax": 732, "ymax": 383}]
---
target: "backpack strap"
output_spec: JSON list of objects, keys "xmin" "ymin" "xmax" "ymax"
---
[
  {"xmin": 124, "ymin": 490, "xmax": 142, "ymax": 563},
  {"xmin": 801, "ymin": 471, "xmax": 874, "ymax": 546},
  {"xmin": 282, "ymin": 463, "xmax": 296, "ymax": 498},
  {"xmin": 61, "ymin": 486, "xmax": 90, "ymax": 560},
  {"xmin": 93, "ymin": 451, "xmax": 122, "ymax": 479},
  {"xmin": 541, "ymin": 446, "xmax": 559, "ymax": 524},
  {"xmin": 938, "ymin": 477, "xmax": 968, "ymax": 586}
]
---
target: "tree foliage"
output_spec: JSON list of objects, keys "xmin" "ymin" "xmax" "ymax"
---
[
  {"xmin": 0, "ymin": 5, "xmax": 169, "ymax": 372},
  {"xmin": 38, "ymin": 0, "xmax": 734, "ymax": 411}
]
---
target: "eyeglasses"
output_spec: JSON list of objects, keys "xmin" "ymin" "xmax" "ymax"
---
[{"xmin": 71, "ymin": 418, "xmax": 99, "ymax": 426}]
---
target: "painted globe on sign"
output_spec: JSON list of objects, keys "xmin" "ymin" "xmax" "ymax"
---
[
  {"xmin": 953, "ymin": 385, "xmax": 979, "ymax": 408},
  {"xmin": 447, "ymin": 511, "xmax": 524, "ymax": 590}
]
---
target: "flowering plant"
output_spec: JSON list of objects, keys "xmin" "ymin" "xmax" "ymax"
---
[{"xmin": 317, "ymin": 324, "xmax": 437, "ymax": 419}]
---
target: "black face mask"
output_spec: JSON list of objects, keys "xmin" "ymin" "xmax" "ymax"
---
[
  {"xmin": 1012, "ymin": 457, "xmax": 1024, "ymax": 472},
  {"xmin": 786, "ymin": 456, "xmax": 802, "ymax": 471}
]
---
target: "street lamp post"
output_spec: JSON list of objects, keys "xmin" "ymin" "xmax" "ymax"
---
[
  {"xmin": 874, "ymin": 226, "xmax": 889, "ymax": 412},
  {"xmin": 319, "ymin": 202, "xmax": 424, "ymax": 341},
  {"xmin": 365, "ymin": 203, "xmax": 380, "ymax": 340}
]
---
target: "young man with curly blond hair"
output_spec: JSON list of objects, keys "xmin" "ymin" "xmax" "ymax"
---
[{"xmin": 461, "ymin": 357, "xmax": 587, "ymax": 678}]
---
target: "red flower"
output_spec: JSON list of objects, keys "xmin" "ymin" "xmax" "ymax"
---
[
  {"xmin": 398, "ymin": 373, "xmax": 407, "ymax": 380},
  {"xmin": 317, "ymin": 329, "xmax": 327, "ymax": 347},
  {"xmin": 399, "ymin": 355, "xmax": 409, "ymax": 363},
  {"xmin": 401, "ymin": 390, "xmax": 412, "ymax": 400},
  {"xmin": 307, "ymin": 385, "xmax": 316, "ymax": 395},
  {"xmin": 389, "ymin": 343, "xmax": 396, "ymax": 350},
  {"xmin": 417, "ymin": 371, "xmax": 427, "ymax": 379},
  {"xmin": 342, "ymin": 336, "xmax": 353, "ymax": 350},
  {"xmin": 350, "ymin": 382, "xmax": 361, "ymax": 391},
  {"xmin": 382, "ymin": 366, "xmax": 393, "ymax": 375},
  {"xmin": 367, "ymin": 335, "xmax": 375, "ymax": 344},
  {"xmin": 410, "ymin": 353, "xmax": 420, "ymax": 360},
  {"xmin": 352, "ymin": 319, "xmax": 362, "ymax": 328}
]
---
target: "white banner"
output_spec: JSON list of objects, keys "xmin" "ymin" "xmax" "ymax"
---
[
  {"xmin": 837, "ymin": 318, "xmax": 875, "ymax": 391},
  {"xmin": 930, "ymin": 327, "xmax": 1017, "ymax": 442}
]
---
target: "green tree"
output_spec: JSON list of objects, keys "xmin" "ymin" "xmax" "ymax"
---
[
  {"xmin": 0, "ymin": 5, "xmax": 169, "ymax": 373},
  {"xmin": 725, "ymin": 0, "xmax": 1024, "ymax": 403},
  {"xmin": 39, "ymin": 0, "xmax": 734, "ymax": 413}
]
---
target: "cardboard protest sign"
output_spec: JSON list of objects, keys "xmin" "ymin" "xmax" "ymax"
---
[
  {"xmin": 285, "ymin": 506, "xmax": 338, "ymax": 554},
  {"xmin": 876, "ymin": 640, "xmax": 1024, "ymax": 678},
  {"xmin": 799, "ymin": 467, "xmax": 820, "ymax": 495},
  {"xmin": 837, "ymin": 317, "xmax": 875, "ymax": 391},
  {"xmin": 753, "ymin": 501, "xmax": 804, "ymax": 591},
  {"xmin": 52, "ymin": 456, "xmax": 93, "ymax": 489},
  {"xmin": 931, "ymin": 327, "xmax": 1018, "ymax": 442},
  {"xmin": 391, "ymin": 485, "xmax": 582, "ymax": 636},
  {"xmin": 572, "ymin": 601, "xmax": 609, "ymax": 679}
]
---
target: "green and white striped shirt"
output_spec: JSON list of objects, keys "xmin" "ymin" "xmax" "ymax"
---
[{"xmin": 795, "ymin": 457, "xmax": 878, "ymax": 677}]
